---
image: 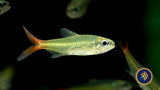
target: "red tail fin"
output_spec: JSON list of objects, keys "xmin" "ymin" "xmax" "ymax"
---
[
  {"xmin": 119, "ymin": 42, "xmax": 129, "ymax": 54},
  {"xmin": 17, "ymin": 26, "xmax": 43, "ymax": 61}
]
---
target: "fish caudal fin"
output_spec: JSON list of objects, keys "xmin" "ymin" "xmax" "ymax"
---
[
  {"xmin": 17, "ymin": 26, "xmax": 43, "ymax": 61},
  {"xmin": 119, "ymin": 42, "xmax": 129, "ymax": 54},
  {"xmin": 17, "ymin": 46, "xmax": 41, "ymax": 61}
]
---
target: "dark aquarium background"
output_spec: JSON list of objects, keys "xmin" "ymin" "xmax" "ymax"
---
[{"xmin": 0, "ymin": 0, "xmax": 159, "ymax": 90}]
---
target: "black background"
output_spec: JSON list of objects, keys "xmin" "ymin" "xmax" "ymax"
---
[{"xmin": 0, "ymin": 0, "xmax": 146, "ymax": 89}]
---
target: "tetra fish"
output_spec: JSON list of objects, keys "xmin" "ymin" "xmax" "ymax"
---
[
  {"xmin": 58, "ymin": 79, "xmax": 132, "ymax": 90},
  {"xmin": 17, "ymin": 26, "xmax": 115, "ymax": 61},
  {"xmin": 0, "ymin": 0, "xmax": 11, "ymax": 15},
  {"xmin": 66, "ymin": 0, "xmax": 91, "ymax": 19},
  {"xmin": 120, "ymin": 42, "xmax": 160, "ymax": 90}
]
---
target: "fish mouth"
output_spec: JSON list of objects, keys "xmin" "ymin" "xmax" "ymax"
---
[
  {"xmin": 110, "ymin": 42, "xmax": 115, "ymax": 50},
  {"xmin": 111, "ymin": 41, "xmax": 115, "ymax": 48}
]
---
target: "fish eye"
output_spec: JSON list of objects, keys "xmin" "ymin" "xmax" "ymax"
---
[
  {"xmin": 72, "ymin": 7, "xmax": 79, "ymax": 13},
  {"xmin": 0, "ymin": 2, "xmax": 7, "ymax": 7},
  {"xmin": 0, "ymin": 3, "xmax": 3, "ymax": 7},
  {"xmin": 101, "ymin": 40, "xmax": 109, "ymax": 46}
]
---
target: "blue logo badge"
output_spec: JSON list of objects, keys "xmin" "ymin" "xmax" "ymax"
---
[{"xmin": 135, "ymin": 68, "xmax": 153, "ymax": 85}]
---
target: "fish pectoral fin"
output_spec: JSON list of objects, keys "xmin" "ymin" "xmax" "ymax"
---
[
  {"xmin": 60, "ymin": 28, "xmax": 79, "ymax": 37},
  {"xmin": 47, "ymin": 50, "xmax": 65, "ymax": 59}
]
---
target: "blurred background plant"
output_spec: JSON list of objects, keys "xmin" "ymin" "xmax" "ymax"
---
[{"xmin": 144, "ymin": 0, "xmax": 160, "ymax": 81}]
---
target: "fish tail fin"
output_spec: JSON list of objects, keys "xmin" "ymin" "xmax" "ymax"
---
[
  {"xmin": 17, "ymin": 26, "xmax": 43, "ymax": 61},
  {"xmin": 119, "ymin": 42, "xmax": 129, "ymax": 54}
]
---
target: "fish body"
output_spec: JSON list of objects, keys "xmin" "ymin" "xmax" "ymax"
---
[
  {"xmin": 66, "ymin": 0, "xmax": 91, "ymax": 19},
  {"xmin": 17, "ymin": 27, "xmax": 115, "ymax": 61},
  {"xmin": 0, "ymin": 0, "xmax": 11, "ymax": 15},
  {"xmin": 120, "ymin": 43, "xmax": 160, "ymax": 90},
  {"xmin": 41, "ymin": 35, "xmax": 112, "ymax": 55}
]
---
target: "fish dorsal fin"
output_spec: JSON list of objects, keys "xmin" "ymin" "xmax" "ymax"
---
[{"xmin": 60, "ymin": 28, "xmax": 79, "ymax": 37}]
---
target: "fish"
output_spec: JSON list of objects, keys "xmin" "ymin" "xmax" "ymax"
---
[
  {"xmin": 17, "ymin": 26, "xmax": 115, "ymax": 61},
  {"xmin": 58, "ymin": 79, "xmax": 133, "ymax": 90},
  {"xmin": 0, "ymin": 0, "xmax": 11, "ymax": 15},
  {"xmin": 66, "ymin": 0, "xmax": 91, "ymax": 19},
  {"xmin": 120, "ymin": 42, "xmax": 160, "ymax": 90},
  {"xmin": 0, "ymin": 66, "xmax": 14, "ymax": 90}
]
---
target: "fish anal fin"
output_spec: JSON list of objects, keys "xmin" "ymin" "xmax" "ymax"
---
[
  {"xmin": 60, "ymin": 28, "xmax": 79, "ymax": 37},
  {"xmin": 47, "ymin": 50, "xmax": 65, "ymax": 59}
]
